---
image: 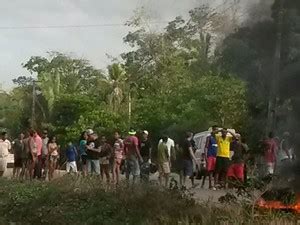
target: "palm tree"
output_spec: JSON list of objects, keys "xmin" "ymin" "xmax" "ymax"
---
[{"xmin": 106, "ymin": 63, "xmax": 127, "ymax": 112}]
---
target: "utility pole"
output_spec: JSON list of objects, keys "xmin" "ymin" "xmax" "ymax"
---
[
  {"xmin": 128, "ymin": 86, "xmax": 132, "ymax": 128},
  {"xmin": 31, "ymin": 80, "xmax": 36, "ymax": 129},
  {"xmin": 267, "ymin": 0, "xmax": 284, "ymax": 134}
]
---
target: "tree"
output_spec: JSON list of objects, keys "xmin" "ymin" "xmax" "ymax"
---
[
  {"xmin": 23, "ymin": 53, "xmax": 105, "ymax": 114},
  {"xmin": 106, "ymin": 63, "xmax": 127, "ymax": 112}
]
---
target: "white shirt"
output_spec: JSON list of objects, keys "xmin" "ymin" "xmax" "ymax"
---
[
  {"xmin": 158, "ymin": 138, "xmax": 175, "ymax": 157},
  {"xmin": 0, "ymin": 139, "xmax": 10, "ymax": 158}
]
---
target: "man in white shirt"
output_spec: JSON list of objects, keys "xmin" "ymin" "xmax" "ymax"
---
[
  {"xmin": 0, "ymin": 132, "xmax": 11, "ymax": 176},
  {"xmin": 158, "ymin": 135, "xmax": 175, "ymax": 163}
]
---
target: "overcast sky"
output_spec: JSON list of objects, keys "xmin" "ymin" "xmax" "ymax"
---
[{"xmin": 0, "ymin": 0, "xmax": 255, "ymax": 89}]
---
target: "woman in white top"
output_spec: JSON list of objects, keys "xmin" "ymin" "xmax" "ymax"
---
[
  {"xmin": 0, "ymin": 132, "xmax": 10, "ymax": 176},
  {"xmin": 48, "ymin": 136, "xmax": 59, "ymax": 181}
]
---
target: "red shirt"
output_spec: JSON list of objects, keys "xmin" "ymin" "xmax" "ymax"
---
[
  {"xmin": 124, "ymin": 136, "xmax": 139, "ymax": 157},
  {"xmin": 264, "ymin": 138, "xmax": 277, "ymax": 163}
]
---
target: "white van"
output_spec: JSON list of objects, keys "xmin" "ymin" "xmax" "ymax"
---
[{"xmin": 193, "ymin": 128, "xmax": 236, "ymax": 165}]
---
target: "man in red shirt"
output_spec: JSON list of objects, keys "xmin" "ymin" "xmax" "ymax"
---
[
  {"xmin": 123, "ymin": 128, "xmax": 143, "ymax": 184},
  {"xmin": 264, "ymin": 132, "xmax": 277, "ymax": 176}
]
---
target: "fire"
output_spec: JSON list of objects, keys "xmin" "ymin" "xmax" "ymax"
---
[
  {"xmin": 292, "ymin": 194, "xmax": 300, "ymax": 213},
  {"xmin": 257, "ymin": 193, "xmax": 300, "ymax": 213}
]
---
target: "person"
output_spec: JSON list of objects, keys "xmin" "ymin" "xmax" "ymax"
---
[
  {"xmin": 48, "ymin": 136, "xmax": 59, "ymax": 180},
  {"xmin": 12, "ymin": 133, "xmax": 25, "ymax": 178},
  {"xmin": 112, "ymin": 132, "xmax": 124, "ymax": 185},
  {"xmin": 65, "ymin": 142, "xmax": 78, "ymax": 173},
  {"xmin": 41, "ymin": 130, "xmax": 49, "ymax": 179},
  {"xmin": 86, "ymin": 129, "xmax": 101, "ymax": 176},
  {"xmin": 33, "ymin": 131, "xmax": 43, "ymax": 179},
  {"xmin": 28, "ymin": 130, "xmax": 39, "ymax": 180},
  {"xmin": 203, "ymin": 126, "xmax": 218, "ymax": 189},
  {"xmin": 22, "ymin": 131, "xmax": 31, "ymax": 179},
  {"xmin": 226, "ymin": 134, "xmax": 248, "ymax": 188},
  {"xmin": 279, "ymin": 132, "xmax": 294, "ymax": 162},
  {"xmin": 276, "ymin": 132, "xmax": 295, "ymax": 174},
  {"xmin": 189, "ymin": 134, "xmax": 198, "ymax": 187},
  {"xmin": 157, "ymin": 135, "xmax": 170, "ymax": 187},
  {"xmin": 214, "ymin": 129, "xmax": 236, "ymax": 188},
  {"xmin": 199, "ymin": 153, "xmax": 207, "ymax": 187},
  {"xmin": 263, "ymin": 132, "xmax": 277, "ymax": 176},
  {"xmin": 79, "ymin": 131, "xmax": 88, "ymax": 176},
  {"xmin": 179, "ymin": 132, "xmax": 199, "ymax": 189},
  {"xmin": 99, "ymin": 136, "xmax": 112, "ymax": 183},
  {"xmin": 140, "ymin": 130, "xmax": 152, "ymax": 182},
  {"xmin": 0, "ymin": 132, "xmax": 10, "ymax": 177},
  {"xmin": 124, "ymin": 128, "xmax": 143, "ymax": 184},
  {"xmin": 158, "ymin": 134, "xmax": 175, "ymax": 167}
]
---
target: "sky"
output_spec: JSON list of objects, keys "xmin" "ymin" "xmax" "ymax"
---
[{"xmin": 0, "ymin": 0, "xmax": 254, "ymax": 89}]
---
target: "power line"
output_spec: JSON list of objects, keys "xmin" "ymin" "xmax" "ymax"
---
[{"xmin": 0, "ymin": 21, "xmax": 169, "ymax": 30}]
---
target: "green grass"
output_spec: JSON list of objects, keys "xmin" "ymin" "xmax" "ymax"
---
[{"xmin": 0, "ymin": 176, "xmax": 297, "ymax": 225}]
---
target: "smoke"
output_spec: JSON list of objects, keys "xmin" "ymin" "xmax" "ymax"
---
[{"xmin": 243, "ymin": 0, "xmax": 274, "ymax": 26}]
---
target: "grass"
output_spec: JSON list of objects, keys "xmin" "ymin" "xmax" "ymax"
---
[{"xmin": 0, "ymin": 176, "xmax": 298, "ymax": 225}]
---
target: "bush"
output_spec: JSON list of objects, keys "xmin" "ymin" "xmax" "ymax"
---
[{"xmin": 0, "ymin": 177, "xmax": 297, "ymax": 225}]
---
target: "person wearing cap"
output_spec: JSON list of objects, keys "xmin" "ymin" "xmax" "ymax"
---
[
  {"xmin": 139, "ymin": 130, "xmax": 152, "ymax": 182},
  {"xmin": 86, "ymin": 129, "xmax": 101, "ymax": 176},
  {"xmin": 124, "ymin": 128, "xmax": 143, "ymax": 184}
]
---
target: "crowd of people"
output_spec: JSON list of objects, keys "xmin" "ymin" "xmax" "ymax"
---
[{"xmin": 0, "ymin": 126, "xmax": 296, "ymax": 190}]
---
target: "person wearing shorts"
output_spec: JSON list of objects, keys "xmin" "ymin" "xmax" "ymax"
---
[
  {"xmin": 179, "ymin": 132, "xmax": 199, "ymax": 188},
  {"xmin": 124, "ymin": 129, "xmax": 143, "ymax": 184},
  {"xmin": 204, "ymin": 126, "xmax": 218, "ymax": 189},
  {"xmin": 157, "ymin": 136, "xmax": 170, "ymax": 187},
  {"xmin": 139, "ymin": 130, "xmax": 152, "ymax": 182},
  {"xmin": 41, "ymin": 130, "xmax": 49, "ymax": 179},
  {"xmin": 86, "ymin": 130, "xmax": 101, "ymax": 176},
  {"xmin": 28, "ymin": 130, "xmax": 39, "ymax": 180},
  {"xmin": 112, "ymin": 132, "xmax": 124, "ymax": 185},
  {"xmin": 12, "ymin": 133, "xmax": 25, "ymax": 178},
  {"xmin": 66, "ymin": 142, "xmax": 78, "ymax": 173},
  {"xmin": 0, "ymin": 132, "xmax": 10, "ymax": 177},
  {"xmin": 48, "ymin": 136, "xmax": 59, "ymax": 181},
  {"xmin": 214, "ymin": 129, "xmax": 236, "ymax": 188},
  {"xmin": 99, "ymin": 136, "xmax": 112, "ymax": 183},
  {"xmin": 263, "ymin": 132, "xmax": 277, "ymax": 176},
  {"xmin": 79, "ymin": 131, "xmax": 88, "ymax": 176},
  {"xmin": 227, "ymin": 135, "xmax": 248, "ymax": 187}
]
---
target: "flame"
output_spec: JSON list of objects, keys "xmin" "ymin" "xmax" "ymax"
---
[{"xmin": 257, "ymin": 194, "xmax": 300, "ymax": 213}]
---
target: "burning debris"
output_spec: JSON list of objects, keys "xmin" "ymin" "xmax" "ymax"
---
[{"xmin": 257, "ymin": 190, "xmax": 300, "ymax": 214}]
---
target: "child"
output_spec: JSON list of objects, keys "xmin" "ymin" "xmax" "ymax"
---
[
  {"xmin": 66, "ymin": 142, "xmax": 78, "ymax": 173},
  {"xmin": 112, "ymin": 132, "xmax": 124, "ymax": 185}
]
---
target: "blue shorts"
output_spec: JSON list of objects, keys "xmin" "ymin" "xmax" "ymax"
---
[{"xmin": 181, "ymin": 159, "xmax": 193, "ymax": 177}]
